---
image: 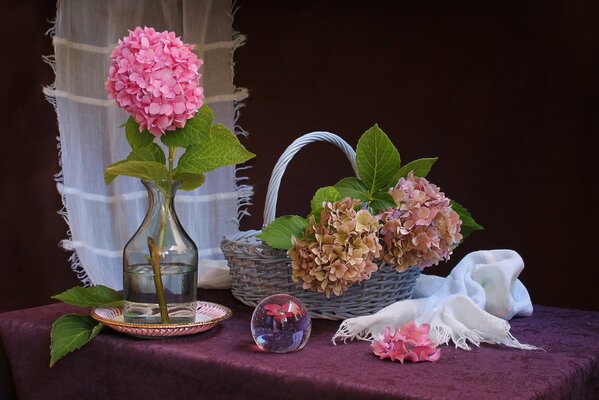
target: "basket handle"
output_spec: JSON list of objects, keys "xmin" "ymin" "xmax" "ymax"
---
[{"xmin": 263, "ymin": 131, "xmax": 357, "ymax": 227}]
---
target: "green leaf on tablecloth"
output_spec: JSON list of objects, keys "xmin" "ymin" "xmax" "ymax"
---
[
  {"xmin": 174, "ymin": 171, "xmax": 206, "ymax": 191},
  {"xmin": 160, "ymin": 105, "xmax": 214, "ymax": 148},
  {"xmin": 104, "ymin": 160, "xmax": 168, "ymax": 183},
  {"xmin": 333, "ymin": 177, "xmax": 370, "ymax": 202},
  {"xmin": 258, "ymin": 215, "xmax": 308, "ymax": 250},
  {"xmin": 451, "ymin": 200, "xmax": 484, "ymax": 239},
  {"xmin": 369, "ymin": 191, "xmax": 396, "ymax": 213},
  {"xmin": 125, "ymin": 116, "xmax": 155, "ymax": 149},
  {"xmin": 126, "ymin": 143, "xmax": 166, "ymax": 165},
  {"xmin": 52, "ymin": 285, "xmax": 122, "ymax": 308},
  {"xmin": 175, "ymin": 125, "xmax": 255, "ymax": 175},
  {"xmin": 356, "ymin": 124, "xmax": 401, "ymax": 196},
  {"xmin": 50, "ymin": 314, "xmax": 103, "ymax": 367},
  {"xmin": 393, "ymin": 157, "xmax": 438, "ymax": 184}
]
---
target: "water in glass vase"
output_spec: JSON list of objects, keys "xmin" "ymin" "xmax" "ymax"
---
[{"xmin": 124, "ymin": 263, "xmax": 197, "ymax": 324}]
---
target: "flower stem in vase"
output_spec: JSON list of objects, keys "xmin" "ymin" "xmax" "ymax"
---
[
  {"xmin": 167, "ymin": 146, "xmax": 175, "ymax": 180},
  {"xmin": 147, "ymin": 237, "xmax": 170, "ymax": 324},
  {"xmin": 147, "ymin": 146, "xmax": 177, "ymax": 324}
]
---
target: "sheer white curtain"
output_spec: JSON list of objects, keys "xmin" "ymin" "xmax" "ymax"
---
[{"xmin": 44, "ymin": 0, "xmax": 250, "ymax": 289}]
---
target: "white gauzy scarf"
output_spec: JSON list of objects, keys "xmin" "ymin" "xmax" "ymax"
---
[{"xmin": 332, "ymin": 250, "xmax": 539, "ymax": 350}]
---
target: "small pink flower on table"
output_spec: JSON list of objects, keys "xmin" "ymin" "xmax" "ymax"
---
[{"xmin": 371, "ymin": 321, "xmax": 441, "ymax": 363}]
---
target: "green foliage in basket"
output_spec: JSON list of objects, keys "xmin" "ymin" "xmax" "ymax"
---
[
  {"xmin": 259, "ymin": 124, "xmax": 482, "ymax": 251},
  {"xmin": 449, "ymin": 200, "xmax": 484, "ymax": 238}
]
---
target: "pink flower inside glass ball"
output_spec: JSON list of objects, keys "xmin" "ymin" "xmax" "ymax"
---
[{"xmin": 251, "ymin": 294, "xmax": 312, "ymax": 353}]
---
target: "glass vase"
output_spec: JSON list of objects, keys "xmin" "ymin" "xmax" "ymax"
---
[{"xmin": 123, "ymin": 179, "xmax": 198, "ymax": 324}]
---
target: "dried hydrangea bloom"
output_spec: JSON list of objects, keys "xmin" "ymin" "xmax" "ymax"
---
[
  {"xmin": 380, "ymin": 172, "xmax": 463, "ymax": 272},
  {"xmin": 287, "ymin": 198, "xmax": 382, "ymax": 297},
  {"xmin": 105, "ymin": 26, "xmax": 204, "ymax": 136}
]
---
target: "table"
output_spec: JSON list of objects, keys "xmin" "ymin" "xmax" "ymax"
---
[{"xmin": 1, "ymin": 290, "xmax": 598, "ymax": 400}]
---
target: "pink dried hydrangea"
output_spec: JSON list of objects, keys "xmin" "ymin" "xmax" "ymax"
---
[
  {"xmin": 105, "ymin": 26, "xmax": 204, "ymax": 136},
  {"xmin": 371, "ymin": 322, "xmax": 441, "ymax": 363},
  {"xmin": 287, "ymin": 198, "xmax": 382, "ymax": 297},
  {"xmin": 379, "ymin": 172, "xmax": 463, "ymax": 272}
]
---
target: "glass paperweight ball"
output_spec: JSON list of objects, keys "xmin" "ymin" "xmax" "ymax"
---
[{"xmin": 251, "ymin": 294, "xmax": 312, "ymax": 353}]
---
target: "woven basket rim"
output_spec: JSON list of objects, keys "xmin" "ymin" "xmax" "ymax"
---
[{"xmin": 222, "ymin": 231, "xmax": 421, "ymax": 320}]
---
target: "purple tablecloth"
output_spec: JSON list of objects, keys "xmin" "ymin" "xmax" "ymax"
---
[{"xmin": 1, "ymin": 290, "xmax": 598, "ymax": 400}]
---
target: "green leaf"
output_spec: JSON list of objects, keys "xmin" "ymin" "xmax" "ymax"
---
[
  {"xmin": 52, "ymin": 285, "xmax": 122, "ymax": 308},
  {"xmin": 356, "ymin": 124, "xmax": 401, "ymax": 196},
  {"xmin": 125, "ymin": 117, "xmax": 155, "ymax": 149},
  {"xmin": 210, "ymin": 123, "xmax": 240, "ymax": 143},
  {"xmin": 369, "ymin": 191, "xmax": 396, "ymax": 212},
  {"xmin": 103, "ymin": 160, "xmax": 128, "ymax": 184},
  {"xmin": 160, "ymin": 105, "xmax": 214, "ymax": 148},
  {"xmin": 310, "ymin": 186, "xmax": 340, "ymax": 213},
  {"xmin": 333, "ymin": 177, "xmax": 370, "ymax": 202},
  {"xmin": 451, "ymin": 200, "xmax": 484, "ymax": 239},
  {"xmin": 99, "ymin": 300, "xmax": 124, "ymax": 307},
  {"xmin": 175, "ymin": 131, "xmax": 255, "ymax": 175},
  {"xmin": 126, "ymin": 143, "xmax": 166, "ymax": 164},
  {"xmin": 50, "ymin": 314, "xmax": 103, "ymax": 367},
  {"xmin": 257, "ymin": 215, "xmax": 308, "ymax": 250},
  {"xmin": 104, "ymin": 160, "xmax": 168, "ymax": 182},
  {"xmin": 394, "ymin": 157, "xmax": 438, "ymax": 184},
  {"xmin": 174, "ymin": 172, "xmax": 206, "ymax": 191}
]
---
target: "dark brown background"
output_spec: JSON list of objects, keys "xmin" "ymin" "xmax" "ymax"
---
[{"xmin": 1, "ymin": 0, "xmax": 597, "ymax": 313}]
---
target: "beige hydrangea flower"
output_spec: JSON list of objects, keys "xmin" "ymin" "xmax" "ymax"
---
[{"xmin": 287, "ymin": 198, "xmax": 382, "ymax": 297}]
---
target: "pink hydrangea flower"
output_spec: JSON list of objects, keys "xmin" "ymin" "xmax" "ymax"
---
[
  {"xmin": 371, "ymin": 321, "xmax": 441, "ymax": 363},
  {"xmin": 105, "ymin": 26, "xmax": 204, "ymax": 136},
  {"xmin": 379, "ymin": 172, "xmax": 463, "ymax": 272}
]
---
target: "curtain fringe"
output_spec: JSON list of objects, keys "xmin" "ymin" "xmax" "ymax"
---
[
  {"xmin": 43, "ymin": 15, "xmax": 92, "ymax": 286},
  {"xmin": 230, "ymin": 0, "xmax": 253, "ymax": 227}
]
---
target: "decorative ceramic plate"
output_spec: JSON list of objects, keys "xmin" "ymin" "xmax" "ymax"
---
[{"xmin": 91, "ymin": 302, "xmax": 232, "ymax": 338}]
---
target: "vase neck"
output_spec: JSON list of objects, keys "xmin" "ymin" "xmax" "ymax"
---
[
  {"xmin": 127, "ymin": 178, "xmax": 196, "ymax": 259},
  {"xmin": 142, "ymin": 179, "xmax": 180, "ymax": 214}
]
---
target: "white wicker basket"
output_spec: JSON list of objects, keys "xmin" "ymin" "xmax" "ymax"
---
[{"xmin": 221, "ymin": 132, "xmax": 420, "ymax": 320}]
